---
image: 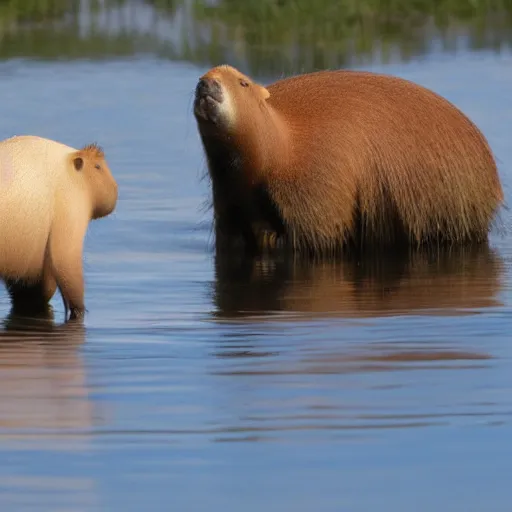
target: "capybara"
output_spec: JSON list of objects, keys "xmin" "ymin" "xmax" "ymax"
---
[
  {"xmin": 193, "ymin": 65, "xmax": 504, "ymax": 255},
  {"xmin": 0, "ymin": 135, "xmax": 118, "ymax": 320}
]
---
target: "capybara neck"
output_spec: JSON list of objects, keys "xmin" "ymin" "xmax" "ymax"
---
[
  {"xmin": 200, "ymin": 130, "xmax": 287, "ymax": 253},
  {"xmin": 194, "ymin": 65, "xmax": 504, "ymax": 256}
]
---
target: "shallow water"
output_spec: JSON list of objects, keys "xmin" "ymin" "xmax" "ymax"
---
[{"xmin": 0, "ymin": 2, "xmax": 512, "ymax": 511}]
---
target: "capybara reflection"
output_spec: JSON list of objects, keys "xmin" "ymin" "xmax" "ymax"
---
[
  {"xmin": 0, "ymin": 313, "xmax": 92, "ymax": 431},
  {"xmin": 212, "ymin": 246, "xmax": 504, "ymax": 320},
  {"xmin": 0, "ymin": 135, "xmax": 118, "ymax": 320},
  {"xmin": 194, "ymin": 65, "xmax": 504, "ymax": 255}
]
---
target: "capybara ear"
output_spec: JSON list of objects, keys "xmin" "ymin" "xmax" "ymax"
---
[
  {"xmin": 258, "ymin": 85, "xmax": 270, "ymax": 100},
  {"xmin": 73, "ymin": 157, "xmax": 84, "ymax": 171}
]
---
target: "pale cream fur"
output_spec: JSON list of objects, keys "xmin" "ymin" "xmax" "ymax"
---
[{"xmin": 0, "ymin": 135, "xmax": 118, "ymax": 319}]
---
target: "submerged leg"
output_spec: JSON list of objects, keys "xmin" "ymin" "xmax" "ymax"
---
[
  {"xmin": 5, "ymin": 278, "xmax": 54, "ymax": 316},
  {"xmin": 5, "ymin": 257, "xmax": 57, "ymax": 316}
]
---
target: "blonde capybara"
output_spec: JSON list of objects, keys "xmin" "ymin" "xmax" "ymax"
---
[
  {"xmin": 0, "ymin": 135, "xmax": 118, "ymax": 320},
  {"xmin": 193, "ymin": 65, "xmax": 504, "ymax": 255}
]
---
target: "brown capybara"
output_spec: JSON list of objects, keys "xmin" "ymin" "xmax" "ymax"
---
[
  {"xmin": 193, "ymin": 65, "xmax": 504, "ymax": 255},
  {"xmin": 0, "ymin": 135, "xmax": 118, "ymax": 320}
]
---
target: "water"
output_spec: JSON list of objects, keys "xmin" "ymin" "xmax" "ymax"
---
[{"xmin": 0, "ymin": 1, "xmax": 511, "ymax": 511}]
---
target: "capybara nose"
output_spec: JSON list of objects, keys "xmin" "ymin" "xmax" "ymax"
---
[{"xmin": 196, "ymin": 77, "xmax": 223, "ymax": 103}]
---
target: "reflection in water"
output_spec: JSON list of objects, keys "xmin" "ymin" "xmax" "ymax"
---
[
  {"xmin": 0, "ymin": 311, "xmax": 94, "ymax": 434},
  {"xmin": 208, "ymin": 246, "xmax": 503, "ymax": 441},
  {"xmin": 0, "ymin": 315, "xmax": 100, "ymax": 510},
  {"xmin": 212, "ymin": 245, "xmax": 504, "ymax": 320},
  {"xmin": 0, "ymin": 475, "xmax": 98, "ymax": 512},
  {"xmin": 0, "ymin": 0, "xmax": 511, "ymax": 74}
]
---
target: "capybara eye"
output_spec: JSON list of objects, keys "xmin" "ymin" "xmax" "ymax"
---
[
  {"xmin": 239, "ymin": 79, "xmax": 249, "ymax": 88},
  {"xmin": 95, "ymin": 164, "xmax": 101, "ymax": 170}
]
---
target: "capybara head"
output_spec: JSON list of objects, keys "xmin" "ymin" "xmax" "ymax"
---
[
  {"xmin": 194, "ymin": 64, "xmax": 270, "ymax": 134},
  {"xmin": 70, "ymin": 143, "xmax": 118, "ymax": 220}
]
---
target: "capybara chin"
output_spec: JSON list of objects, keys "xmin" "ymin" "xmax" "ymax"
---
[
  {"xmin": 0, "ymin": 135, "xmax": 118, "ymax": 320},
  {"xmin": 193, "ymin": 64, "xmax": 504, "ymax": 255}
]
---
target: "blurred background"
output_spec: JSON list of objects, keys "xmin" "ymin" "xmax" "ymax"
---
[
  {"xmin": 0, "ymin": 0, "xmax": 511, "ymax": 72},
  {"xmin": 0, "ymin": 1, "xmax": 511, "ymax": 511}
]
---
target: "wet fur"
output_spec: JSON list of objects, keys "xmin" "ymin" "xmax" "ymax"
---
[
  {"xmin": 0, "ymin": 136, "xmax": 118, "ymax": 320},
  {"xmin": 195, "ymin": 66, "xmax": 504, "ymax": 256}
]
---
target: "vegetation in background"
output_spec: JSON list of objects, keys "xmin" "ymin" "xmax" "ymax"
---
[
  {"xmin": 191, "ymin": 0, "xmax": 512, "ymax": 31},
  {"xmin": 0, "ymin": 0, "xmax": 510, "ymax": 73},
  {"xmin": 188, "ymin": 0, "xmax": 512, "ymax": 74},
  {"xmin": 0, "ymin": 0, "xmax": 72, "ymax": 24},
  {"xmin": 147, "ymin": 0, "xmax": 177, "ymax": 8}
]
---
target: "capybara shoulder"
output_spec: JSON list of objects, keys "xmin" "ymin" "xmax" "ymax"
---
[
  {"xmin": 193, "ymin": 65, "xmax": 504, "ymax": 255},
  {"xmin": 0, "ymin": 135, "xmax": 118, "ymax": 319}
]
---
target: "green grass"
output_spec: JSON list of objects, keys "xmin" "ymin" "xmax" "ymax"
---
[
  {"xmin": 0, "ymin": 0, "xmax": 509, "ymax": 72},
  {"xmin": 0, "ymin": 0, "xmax": 72, "ymax": 24},
  {"xmin": 183, "ymin": 0, "xmax": 512, "ymax": 74},
  {"xmin": 192, "ymin": 0, "xmax": 512, "ymax": 45}
]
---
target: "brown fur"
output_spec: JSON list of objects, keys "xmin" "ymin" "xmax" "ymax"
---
[
  {"xmin": 79, "ymin": 142, "xmax": 104, "ymax": 159},
  {"xmin": 0, "ymin": 135, "xmax": 118, "ymax": 320},
  {"xmin": 194, "ymin": 65, "xmax": 504, "ymax": 255}
]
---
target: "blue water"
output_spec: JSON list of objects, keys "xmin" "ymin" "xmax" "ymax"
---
[{"xmin": 0, "ymin": 5, "xmax": 511, "ymax": 511}]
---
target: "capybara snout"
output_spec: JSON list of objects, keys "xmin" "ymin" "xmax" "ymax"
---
[
  {"xmin": 195, "ymin": 77, "xmax": 223, "ymax": 102},
  {"xmin": 194, "ymin": 77, "xmax": 225, "ymax": 124}
]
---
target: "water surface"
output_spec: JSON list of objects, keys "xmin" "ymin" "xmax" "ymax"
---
[{"xmin": 0, "ymin": 2, "xmax": 511, "ymax": 511}]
